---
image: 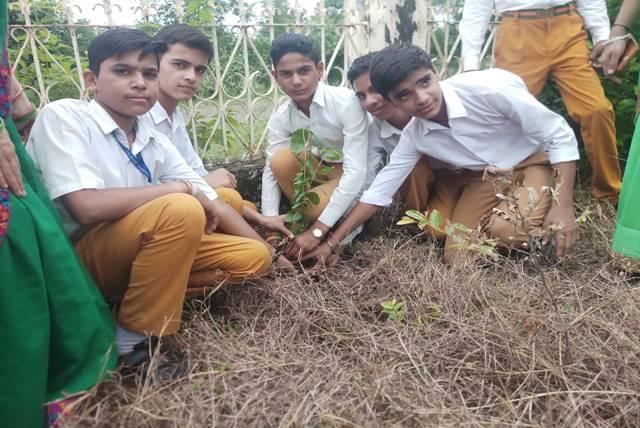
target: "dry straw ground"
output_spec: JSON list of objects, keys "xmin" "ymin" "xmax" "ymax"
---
[{"xmin": 70, "ymin": 196, "xmax": 640, "ymax": 427}]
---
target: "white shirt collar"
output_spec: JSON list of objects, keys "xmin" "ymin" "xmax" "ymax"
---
[
  {"xmin": 87, "ymin": 99, "xmax": 154, "ymax": 147},
  {"xmin": 421, "ymin": 81, "xmax": 468, "ymax": 134},
  {"xmin": 379, "ymin": 119, "xmax": 403, "ymax": 139},
  {"xmin": 148, "ymin": 101, "xmax": 171, "ymax": 126},
  {"xmin": 288, "ymin": 82, "xmax": 327, "ymax": 111}
]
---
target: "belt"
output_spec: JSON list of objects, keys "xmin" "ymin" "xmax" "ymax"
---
[{"xmin": 502, "ymin": 2, "xmax": 576, "ymax": 19}]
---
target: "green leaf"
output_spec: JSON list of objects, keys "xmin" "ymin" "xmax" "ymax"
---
[
  {"xmin": 428, "ymin": 210, "xmax": 442, "ymax": 229},
  {"xmin": 452, "ymin": 223, "xmax": 472, "ymax": 233},
  {"xmin": 307, "ymin": 192, "xmax": 320, "ymax": 205},
  {"xmin": 285, "ymin": 211, "xmax": 303, "ymax": 223},
  {"xmin": 396, "ymin": 216, "xmax": 417, "ymax": 226},
  {"xmin": 318, "ymin": 166, "xmax": 333, "ymax": 176},
  {"xmin": 324, "ymin": 149, "xmax": 342, "ymax": 162},
  {"xmin": 405, "ymin": 210, "xmax": 426, "ymax": 222},
  {"xmin": 290, "ymin": 129, "xmax": 310, "ymax": 153}
]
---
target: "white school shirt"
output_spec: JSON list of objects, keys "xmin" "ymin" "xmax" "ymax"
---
[
  {"xmin": 364, "ymin": 117, "xmax": 403, "ymax": 190},
  {"xmin": 140, "ymin": 101, "xmax": 208, "ymax": 176},
  {"xmin": 360, "ymin": 68, "xmax": 579, "ymax": 207},
  {"xmin": 459, "ymin": 0, "xmax": 610, "ymax": 71},
  {"xmin": 27, "ymin": 99, "xmax": 217, "ymax": 238},
  {"xmin": 262, "ymin": 83, "xmax": 369, "ymax": 227}
]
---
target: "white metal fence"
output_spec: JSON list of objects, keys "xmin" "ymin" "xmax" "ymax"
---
[{"xmin": 10, "ymin": 0, "xmax": 495, "ymax": 162}]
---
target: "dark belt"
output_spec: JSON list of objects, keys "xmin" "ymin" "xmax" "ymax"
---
[{"xmin": 502, "ymin": 2, "xmax": 576, "ymax": 19}]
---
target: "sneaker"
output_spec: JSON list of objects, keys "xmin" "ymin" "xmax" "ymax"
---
[{"xmin": 118, "ymin": 337, "xmax": 188, "ymax": 382}]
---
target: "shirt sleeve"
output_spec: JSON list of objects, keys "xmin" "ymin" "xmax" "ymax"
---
[
  {"xmin": 175, "ymin": 112, "xmax": 208, "ymax": 176},
  {"xmin": 489, "ymin": 79, "xmax": 580, "ymax": 165},
  {"xmin": 576, "ymin": 0, "xmax": 610, "ymax": 43},
  {"xmin": 360, "ymin": 132, "xmax": 422, "ymax": 207},
  {"xmin": 27, "ymin": 103, "xmax": 105, "ymax": 200},
  {"xmin": 459, "ymin": 0, "xmax": 495, "ymax": 71},
  {"xmin": 316, "ymin": 97, "xmax": 369, "ymax": 227},
  {"xmin": 156, "ymin": 138, "xmax": 218, "ymax": 201},
  {"xmin": 261, "ymin": 109, "xmax": 290, "ymax": 216}
]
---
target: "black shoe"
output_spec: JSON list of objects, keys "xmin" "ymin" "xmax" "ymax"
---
[{"xmin": 118, "ymin": 337, "xmax": 188, "ymax": 382}]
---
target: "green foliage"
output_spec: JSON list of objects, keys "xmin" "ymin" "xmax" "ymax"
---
[{"xmin": 380, "ymin": 298, "xmax": 407, "ymax": 322}]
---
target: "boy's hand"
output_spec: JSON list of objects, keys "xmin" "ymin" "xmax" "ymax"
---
[
  {"xmin": 302, "ymin": 243, "xmax": 340, "ymax": 275},
  {"xmin": 206, "ymin": 168, "xmax": 237, "ymax": 189},
  {"xmin": 195, "ymin": 192, "xmax": 221, "ymax": 234},
  {"xmin": 590, "ymin": 39, "xmax": 627, "ymax": 76},
  {"xmin": 0, "ymin": 129, "xmax": 25, "ymax": 196},
  {"xmin": 286, "ymin": 229, "xmax": 321, "ymax": 260},
  {"xmin": 273, "ymin": 254, "xmax": 296, "ymax": 273},
  {"xmin": 261, "ymin": 214, "xmax": 295, "ymax": 239},
  {"xmin": 543, "ymin": 206, "xmax": 579, "ymax": 258}
]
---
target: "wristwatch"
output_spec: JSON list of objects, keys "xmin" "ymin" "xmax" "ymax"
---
[{"xmin": 311, "ymin": 227, "xmax": 324, "ymax": 239}]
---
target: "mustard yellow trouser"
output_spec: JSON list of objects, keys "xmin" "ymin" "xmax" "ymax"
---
[
  {"xmin": 270, "ymin": 148, "xmax": 344, "ymax": 222},
  {"xmin": 420, "ymin": 153, "xmax": 553, "ymax": 262},
  {"xmin": 495, "ymin": 12, "xmax": 621, "ymax": 203},
  {"xmin": 215, "ymin": 187, "xmax": 257, "ymax": 213},
  {"xmin": 74, "ymin": 193, "xmax": 271, "ymax": 336}
]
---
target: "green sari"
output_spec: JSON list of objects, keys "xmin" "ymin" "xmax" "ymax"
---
[
  {"xmin": 612, "ymin": 73, "xmax": 640, "ymax": 259},
  {"xmin": 0, "ymin": 3, "xmax": 116, "ymax": 427}
]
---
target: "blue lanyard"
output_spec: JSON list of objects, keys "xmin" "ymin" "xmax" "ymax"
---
[{"xmin": 113, "ymin": 132, "xmax": 152, "ymax": 183}]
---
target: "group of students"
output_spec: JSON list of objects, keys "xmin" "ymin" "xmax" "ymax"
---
[{"xmin": 1, "ymin": 0, "xmax": 639, "ymax": 425}]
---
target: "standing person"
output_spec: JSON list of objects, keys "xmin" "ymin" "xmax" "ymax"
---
[
  {"xmin": 262, "ymin": 32, "xmax": 369, "ymax": 260},
  {"xmin": 459, "ymin": 0, "xmax": 622, "ymax": 204},
  {"xmin": 592, "ymin": 0, "xmax": 640, "ymax": 257},
  {"xmin": 0, "ymin": 2, "xmax": 116, "ymax": 426},
  {"xmin": 27, "ymin": 28, "xmax": 273, "ymax": 380},
  {"xmin": 142, "ymin": 24, "xmax": 294, "ymax": 240},
  {"xmin": 304, "ymin": 44, "xmax": 580, "ymax": 268}
]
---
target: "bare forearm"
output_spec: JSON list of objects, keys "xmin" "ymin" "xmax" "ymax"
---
[
  {"xmin": 207, "ymin": 197, "xmax": 269, "ymax": 246},
  {"xmin": 63, "ymin": 182, "xmax": 187, "ymax": 225},
  {"xmin": 242, "ymin": 206, "xmax": 264, "ymax": 226},
  {"xmin": 552, "ymin": 162, "xmax": 576, "ymax": 208},
  {"xmin": 331, "ymin": 202, "xmax": 380, "ymax": 242},
  {"xmin": 615, "ymin": 0, "xmax": 640, "ymax": 27}
]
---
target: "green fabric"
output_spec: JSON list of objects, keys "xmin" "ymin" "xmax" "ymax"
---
[
  {"xmin": 0, "ymin": 3, "xmax": 116, "ymax": 427},
  {"xmin": 612, "ymin": 106, "xmax": 640, "ymax": 258}
]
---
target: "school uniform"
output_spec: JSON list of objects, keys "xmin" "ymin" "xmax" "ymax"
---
[
  {"xmin": 28, "ymin": 99, "xmax": 270, "ymax": 337},
  {"xmin": 141, "ymin": 101, "xmax": 254, "ymax": 214},
  {"xmin": 460, "ymin": 0, "xmax": 621, "ymax": 203},
  {"xmin": 262, "ymin": 83, "xmax": 368, "ymax": 227},
  {"xmin": 366, "ymin": 117, "xmax": 431, "ymax": 211},
  {"xmin": 360, "ymin": 69, "xmax": 579, "ymax": 259}
]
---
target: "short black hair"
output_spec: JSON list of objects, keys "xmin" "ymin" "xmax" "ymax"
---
[
  {"xmin": 88, "ymin": 28, "xmax": 166, "ymax": 75},
  {"xmin": 270, "ymin": 32, "xmax": 320, "ymax": 68},
  {"xmin": 347, "ymin": 52, "xmax": 376, "ymax": 86},
  {"xmin": 369, "ymin": 43, "xmax": 435, "ymax": 98},
  {"xmin": 155, "ymin": 24, "xmax": 213, "ymax": 61}
]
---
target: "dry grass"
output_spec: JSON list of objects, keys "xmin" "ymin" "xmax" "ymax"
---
[{"xmin": 69, "ymin": 197, "xmax": 640, "ymax": 427}]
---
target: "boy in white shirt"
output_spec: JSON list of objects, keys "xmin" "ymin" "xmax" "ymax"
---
[
  {"xmin": 304, "ymin": 44, "xmax": 580, "ymax": 267},
  {"xmin": 28, "ymin": 28, "xmax": 274, "ymax": 379},
  {"xmin": 348, "ymin": 52, "xmax": 439, "ymax": 214},
  {"xmin": 262, "ymin": 33, "xmax": 369, "ymax": 260},
  {"xmin": 141, "ymin": 24, "xmax": 292, "ymax": 238}
]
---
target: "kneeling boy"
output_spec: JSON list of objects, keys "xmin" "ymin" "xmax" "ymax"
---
[
  {"xmin": 262, "ymin": 33, "xmax": 369, "ymax": 259},
  {"xmin": 305, "ymin": 44, "xmax": 580, "ymax": 266},
  {"xmin": 28, "ymin": 28, "xmax": 273, "ymax": 377}
]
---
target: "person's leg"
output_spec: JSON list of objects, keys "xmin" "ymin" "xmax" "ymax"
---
[
  {"xmin": 74, "ymin": 193, "xmax": 205, "ymax": 338},
  {"xmin": 303, "ymin": 162, "xmax": 343, "ymax": 222},
  {"xmin": 215, "ymin": 187, "xmax": 244, "ymax": 215},
  {"xmin": 486, "ymin": 164, "xmax": 553, "ymax": 248},
  {"xmin": 270, "ymin": 148, "xmax": 300, "ymax": 201},
  {"xmin": 421, "ymin": 169, "xmax": 466, "ymax": 239},
  {"xmin": 548, "ymin": 13, "xmax": 621, "ymax": 203},
  {"xmin": 494, "ymin": 17, "xmax": 550, "ymax": 96},
  {"xmin": 398, "ymin": 156, "xmax": 432, "ymax": 211},
  {"xmin": 187, "ymin": 233, "xmax": 271, "ymax": 291}
]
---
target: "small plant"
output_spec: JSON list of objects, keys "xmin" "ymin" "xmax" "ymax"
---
[
  {"xmin": 380, "ymin": 298, "xmax": 407, "ymax": 321},
  {"xmin": 284, "ymin": 129, "xmax": 341, "ymax": 234}
]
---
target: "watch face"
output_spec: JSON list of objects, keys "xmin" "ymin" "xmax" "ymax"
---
[{"xmin": 312, "ymin": 228, "xmax": 323, "ymax": 238}]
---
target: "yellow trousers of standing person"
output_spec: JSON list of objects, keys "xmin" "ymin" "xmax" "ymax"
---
[
  {"xmin": 74, "ymin": 193, "xmax": 271, "ymax": 336},
  {"xmin": 494, "ymin": 11, "xmax": 621, "ymax": 203}
]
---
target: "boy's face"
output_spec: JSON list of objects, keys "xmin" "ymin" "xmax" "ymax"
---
[
  {"xmin": 387, "ymin": 67, "xmax": 444, "ymax": 121},
  {"xmin": 272, "ymin": 53, "xmax": 323, "ymax": 106},
  {"xmin": 84, "ymin": 49, "xmax": 159, "ymax": 119},
  {"xmin": 158, "ymin": 43, "xmax": 208, "ymax": 102},
  {"xmin": 353, "ymin": 71, "xmax": 397, "ymax": 121}
]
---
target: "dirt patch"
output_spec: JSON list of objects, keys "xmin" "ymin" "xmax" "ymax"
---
[{"xmin": 69, "ymin": 196, "xmax": 640, "ymax": 427}]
